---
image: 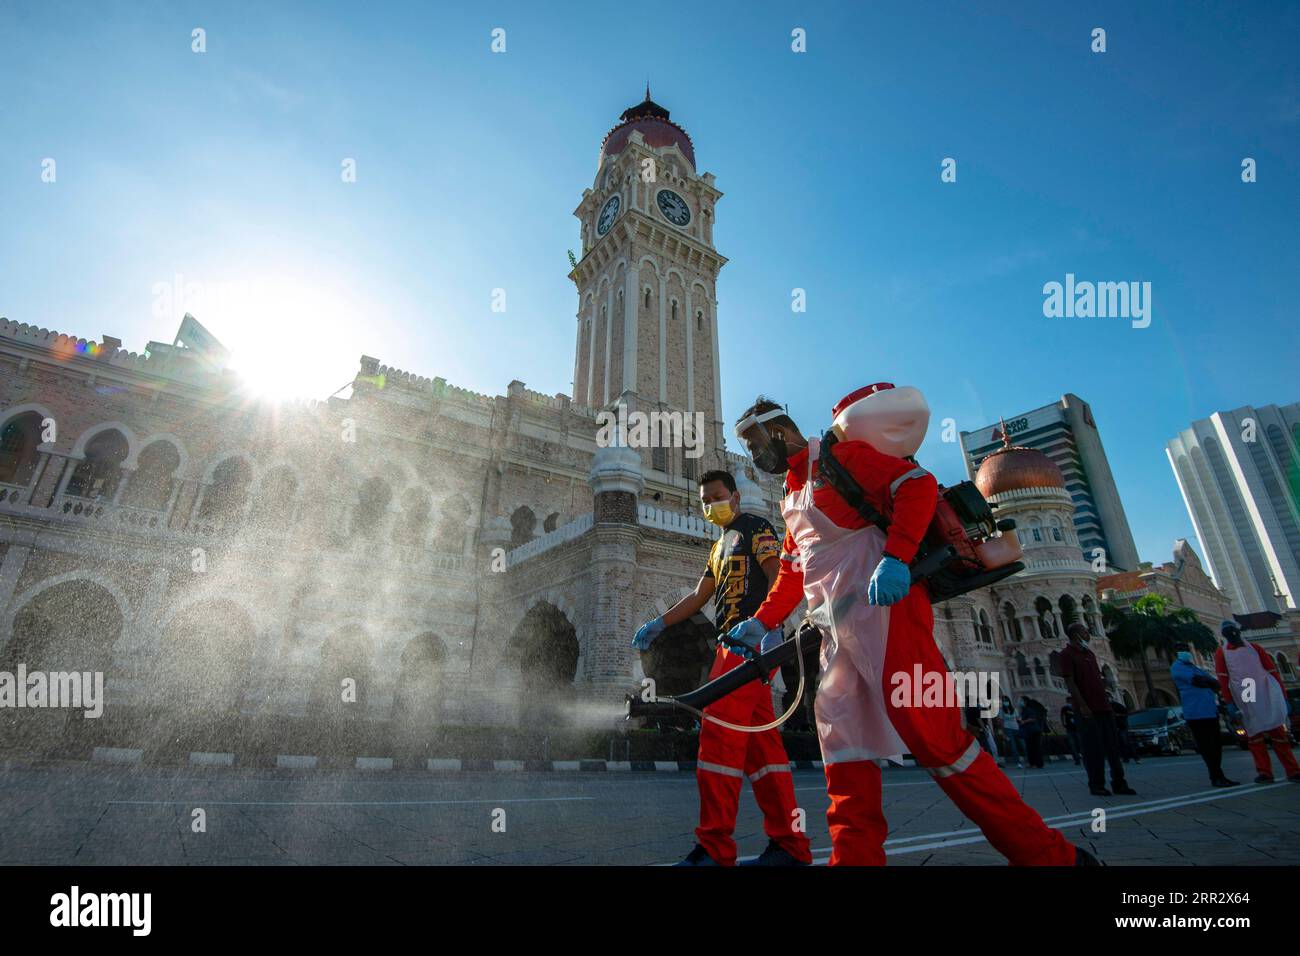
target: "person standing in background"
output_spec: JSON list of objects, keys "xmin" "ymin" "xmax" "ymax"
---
[
  {"xmin": 1060, "ymin": 703, "xmax": 1082, "ymax": 766},
  {"xmin": 1170, "ymin": 641, "xmax": 1238, "ymax": 788},
  {"xmin": 1018, "ymin": 696, "xmax": 1044, "ymax": 769},
  {"xmin": 1058, "ymin": 623, "xmax": 1137, "ymax": 797},
  {"xmin": 1215, "ymin": 620, "xmax": 1300, "ymax": 784},
  {"xmin": 999, "ymin": 696, "xmax": 1024, "ymax": 769}
]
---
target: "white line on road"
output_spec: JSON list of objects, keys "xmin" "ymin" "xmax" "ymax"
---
[
  {"xmin": 107, "ymin": 796, "xmax": 597, "ymax": 808},
  {"xmin": 802, "ymin": 782, "xmax": 1291, "ymax": 861}
]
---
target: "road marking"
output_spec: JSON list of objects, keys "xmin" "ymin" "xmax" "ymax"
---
[
  {"xmin": 107, "ymin": 796, "xmax": 597, "ymax": 808},
  {"xmin": 800, "ymin": 782, "xmax": 1291, "ymax": 861}
]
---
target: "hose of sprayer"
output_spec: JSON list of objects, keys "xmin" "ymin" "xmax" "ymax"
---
[{"xmin": 666, "ymin": 626, "xmax": 808, "ymax": 734}]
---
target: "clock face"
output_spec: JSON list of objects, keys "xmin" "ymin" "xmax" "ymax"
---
[
  {"xmin": 596, "ymin": 195, "xmax": 620, "ymax": 236},
  {"xmin": 656, "ymin": 189, "xmax": 691, "ymax": 226}
]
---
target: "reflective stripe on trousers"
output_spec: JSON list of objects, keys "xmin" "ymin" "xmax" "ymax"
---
[
  {"xmin": 925, "ymin": 739, "xmax": 982, "ymax": 779},
  {"xmin": 697, "ymin": 760, "xmax": 745, "ymax": 778},
  {"xmin": 748, "ymin": 763, "xmax": 791, "ymax": 783}
]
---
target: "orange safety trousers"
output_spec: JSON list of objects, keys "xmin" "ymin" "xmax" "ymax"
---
[
  {"xmin": 824, "ymin": 589, "xmax": 1077, "ymax": 866},
  {"xmin": 695, "ymin": 646, "xmax": 813, "ymax": 866}
]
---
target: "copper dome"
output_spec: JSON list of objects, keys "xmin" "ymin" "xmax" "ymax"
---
[
  {"xmin": 975, "ymin": 421, "xmax": 1066, "ymax": 497},
  {"xmin": 600, "ymin": 90, "xmax": 696, "ymax": 169}
]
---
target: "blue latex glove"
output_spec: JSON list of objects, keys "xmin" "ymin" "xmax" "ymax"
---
[
  {"xmin": 867, "ymin": 555, "xmax": 911, "ymax": 606},
  {"xmin": 722, "ymin": 618, "xmax": 781, "ymax": 660},
  {"xmin": 632, "ymin": 616, "xmax": 666, "ymax": 651}
]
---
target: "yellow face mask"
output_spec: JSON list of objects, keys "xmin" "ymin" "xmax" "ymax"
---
[{"xmin": 702, "ymin": 499, "xmax": 735, "ymax": 527}]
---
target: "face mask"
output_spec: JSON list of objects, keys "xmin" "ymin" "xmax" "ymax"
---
[
  {"xmin": 1224, "ymin": 631, "xmax": 1243, "ymax": 647},
  {"xmin": 1176, "ymin": 651, "xmax": 1193, "ymax": 663},
  {"xmin": 702, "ymin": 499, "xmax": 735, "ymax": 526},
  {"xmin": 752, "ymin": 434, "xmax": 789, "ymax": 475}
]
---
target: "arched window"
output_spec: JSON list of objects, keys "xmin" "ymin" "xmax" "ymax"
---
[
  {"xmin": 437, "ymin": 495, "xmax": 470, "ymax": 555},
  {"xmin": 200, "ymin": 458, "xmax": 253, "ymax": 523},
  {"xmin": 543, "ymin": 511, "xmax": 560, "ymax": 533},
  {"xmin": 1081, "ymin": 594, "xmax": 1099, "ymax": 636},
  {"xmin": 66, "ymin": 430, "xmax": 129, "ymax": 500},
  {"xmin": 250, "ymin": 467, "xmax": 298, "ymax": 530},
  {"xmin": 644, "ymin": 288, "xmax": 651, "ymax": 309},
  {"xmin": 1003, "ymin": 602, "xmax": 1022, "ymax": 642},
  {"xmin": 0, "ymin": 412, "xmax": 44, "ymax": 488},
  {"xmin": 510, "ymin": 506, "xmax": 537, "ymax": 548},
  {"xmin": 1034, "ymin": 596, "xmax": 1056, "ymax": 639},
  {"xmin": 978, "ymin": 608, "xmax": 993, "ymax": 643},
  {"xmin": 394, "ymin": 487, "xmax": 431, "ymax": 547},
  {"xmin": 121, "ymin": 441, "xmax": 179, "ymax": 511},
  {"xmin": 1276, "ymin": 653, "xmax": 1294, "ymax": 679},
  {"xmin": 695, "ymin": 309, "xmax": 704, "ymax": 332},
  {"xmin": 671, "ymin": 300, "xmax": 678, "ymax": 322},
  {"xmin": 350, "ymin": 476, "xmax": 392, "ymax": 540}
]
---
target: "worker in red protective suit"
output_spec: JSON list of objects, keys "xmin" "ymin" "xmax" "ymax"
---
[
  {"xmin": 633, "ymin": 468, "xmax": 813, "ymax": 867},
  {"xmin": 1215, "ymin": 620, "xmax": 1300, "ymax": 784},
  {"xmin": 725, "ymin": 388, "xmax": 1094, "ymax": 866}
]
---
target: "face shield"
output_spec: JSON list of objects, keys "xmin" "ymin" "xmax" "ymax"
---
[{"xmin": 734, "ymin": 408, "xmax": 791, "ymax": 474}]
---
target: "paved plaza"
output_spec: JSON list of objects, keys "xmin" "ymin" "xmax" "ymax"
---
[{"xmin": 1, "ymin": 748, "xmax": 1297, "ymax": 866}]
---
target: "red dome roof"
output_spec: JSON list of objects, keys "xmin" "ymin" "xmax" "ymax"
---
[
  {"xmin": 975, "ymin": 422, "xmax": 1066, "ymax": 497},
  {"xmin": 600, "ymin": 92, "xmax": 695, "ymax": 169}
]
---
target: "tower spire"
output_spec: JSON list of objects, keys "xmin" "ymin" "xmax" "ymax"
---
[{"xmin": 645, "ymin": 80, "xmax": 651, "ymax": 102}]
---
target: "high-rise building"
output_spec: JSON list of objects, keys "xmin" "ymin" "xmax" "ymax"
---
[
  {"xmin": 960, "ymin": 394, "xmax": 1140, "ymax": 572},
  {"xmin": 1166, "ymin": 402, "xmax": 1300, "ymax": 613}
]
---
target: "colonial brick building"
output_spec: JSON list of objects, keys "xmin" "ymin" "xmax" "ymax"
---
[{"xmin": 3, "ymin": 93, "xmax": 1279, "ymax": 760}]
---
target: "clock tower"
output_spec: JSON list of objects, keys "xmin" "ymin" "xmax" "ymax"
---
[{"xmin": 569, "ymin": 91, "xmax": 728, "ymax": 484}]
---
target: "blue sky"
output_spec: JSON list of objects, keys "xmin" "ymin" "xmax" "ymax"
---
[{"xmin": 2, "ymin": 1, "xmax": 1297, "ymax": 567}]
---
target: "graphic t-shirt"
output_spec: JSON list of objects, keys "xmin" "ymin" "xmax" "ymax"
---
[{"xmin": 703, "ymin": 512, "xmax": 781, "ymax": 633}]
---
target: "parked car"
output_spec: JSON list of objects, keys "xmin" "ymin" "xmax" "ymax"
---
[{"xmin": 1127, "ymin": 706, "xmax": 1191, "ymax": 755}]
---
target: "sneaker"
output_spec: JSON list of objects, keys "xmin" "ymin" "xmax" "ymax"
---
[
  {"xmin": 673, "ymin": 844, "xmax": 720, "ymax": 866},
  {"xmin": 1089, "ymin": 786, "xmax": 1112, "ymax": 796},
  {"xmin": 1254, "ymin": 774, "xmax": 1275, "ymax": 784},
  {"xmin": 1212, "ymin": 777, "xmax": 1240, "ymax": 788},
  {"xmin": 1112, "ymin": 783, "xmax": 1137, "ymax": 796},
  {"xmin": 739, "ymin": 840, "xmax": 810, "ymax": 867}
]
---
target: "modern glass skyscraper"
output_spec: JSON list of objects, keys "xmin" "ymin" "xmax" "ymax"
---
[
  {"xmin": 1166, "ymin": 402, "xmax": 1300, "ymax": 614},
  {"xmin": 961, "ymin": 393, "xmax": 1141, "ymax": 573}
]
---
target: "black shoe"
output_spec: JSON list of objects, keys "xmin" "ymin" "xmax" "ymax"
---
[
  {"xmin": 1212, "ymin": 777, "xmax": 1240, "ymax": 788},
  {"xmin": 673, "ymin": 844, "xmax": 720, "ymax": 866},
  {"xmin": 1255, "ymin": 774, "xmax": 1275, "ymax": 784},
  {"xmin": 1073, "ymin": 758, "xmax": 1082, "ymax": 765},
  {"xmin": 1289, "ymin": 775, "xmax": 1300, "ymax": 783},
  {"xmin": 1089, "ymin": 786, "xmax": 1112, "ymax": 796},
  {"xmin": 1112, "ymin": 783, "xmax": 1137, "ymax": 796},
  {"xmin": 739, "ymin": 840, "xmax": 810, "ymax": 867},
  {"xmin": 1074, "ymin": 846, "xmax": 1102, "ymax": 866}
]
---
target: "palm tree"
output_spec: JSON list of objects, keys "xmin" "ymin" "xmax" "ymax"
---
[{"xmin": 1101, "ymin": 594, "xmax": 1217, "ymax": 707}]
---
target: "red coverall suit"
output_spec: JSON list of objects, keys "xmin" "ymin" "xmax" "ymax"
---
[
  {"xmin": 1215, "ymin": 642, "xmax": 1300, "ymax": 780},
  {"xmin": 695, "ymin": 513, "xmax": 813, "ymax": 865},
  {"xmin": 753, "ymin": 438, "xmax": 1077, "ymax": 865}
]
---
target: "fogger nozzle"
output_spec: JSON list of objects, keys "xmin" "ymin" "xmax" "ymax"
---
[{"xmin": 626, "ymin": 623, "xmax": 822, "ymax": 721}]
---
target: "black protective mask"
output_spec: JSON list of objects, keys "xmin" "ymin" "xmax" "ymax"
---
[
  {"xmin": 752, "ymin": 434, "xmax": 789, "ymax": 475},
  {"xmin": 1224, "ymin": 628, "xmax": 1243, "ymax": 647}
]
